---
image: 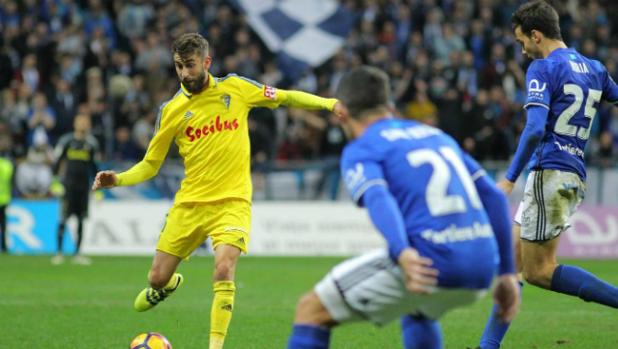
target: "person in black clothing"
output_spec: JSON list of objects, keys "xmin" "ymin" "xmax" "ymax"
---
[
  {"xmin": 313, "ymin": 113, "xmax": 346, "ymax": 200},
  {"xmin": 51, "ymin": 114, "xmax": 99, "ymax": 265}
]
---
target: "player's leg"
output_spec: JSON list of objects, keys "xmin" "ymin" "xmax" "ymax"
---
[
  {"xmin": 0, "ymin": 204, "xmax": 7, "ymax": 253},
  {"xmin": 134, "ymin": 250, "xmax": 183, "ymax": 311},
  {"xmin": 71, "ymin": 213, "xmax": 91, "ymax": 265},
  {"xmin": 288, "ymin": 249, "xmax": 475, "ymax": 349},
  {"xmin": 209, "ymin": 244, "xmax": 241, "ymax": 349},
  {"xmin": 521, "ymin": 170, "xmax": 618, "ymax": 307},
  {"xmin": 52, "ymin": 198, "xmax": 70, "ymax": 264},
  {"xmin": 401, "ymin": 314, "xmax": 442, "ymax": 349},
  {"xmin": 479, "ymin": 224, "xmax": 523, "ymax": 349},
  {"xmin": 75, "ymin": 215, "xmax": 84, "ymax": 254},
  {"xmin": 133, "ymin": 203, "xmax": 192, "ymax": 312},
  {"xmin": 206, "ymin": 199, "xmax": 251, "ymax": 349},
  {"xmin": 287, "ymin": 291, "xmax": 336, "ymax": 349},
  {"xmin": 522, "ymin": 237, "xmax": 618, "ymax": 307},
  {"xmin": 72, "ymin": 191, "xmax": 91, "ymax": 265}
]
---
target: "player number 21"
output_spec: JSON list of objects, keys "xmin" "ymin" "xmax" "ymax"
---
[
  {"xmin": 407, "ymin": 147, "xmax": 482, "ymax": 217},
  {"xmin": 555, "ymin": 84, "xmax": 602, "ymax": 140}
]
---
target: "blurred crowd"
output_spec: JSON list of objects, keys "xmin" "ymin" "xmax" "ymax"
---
[{"xmin": 0, "ymin": 0, "xmax": 617, "ymax": 199}]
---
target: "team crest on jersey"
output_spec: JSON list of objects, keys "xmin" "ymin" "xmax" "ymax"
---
[
  {"xmin": 345, "ymin": 163, "xmax": 366, "ymax": 191},
  {"xmin": 263, "ymin": 85, "xmax": 276, "ymax": 100},
  {"xmin": 221, "ymin": 94, "xmax": 231, "ymax": 109},
  {"xmin": 184, "ymin": 110, "xmax": 194, "ymax": 120}
]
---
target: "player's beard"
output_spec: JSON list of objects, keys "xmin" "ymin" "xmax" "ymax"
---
[{"xmin": 182, "ymin": 70, "xmax": 207, "ymax": 93}]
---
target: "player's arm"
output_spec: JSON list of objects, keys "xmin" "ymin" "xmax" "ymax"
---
[
  {"xmin": 464, "ymin": 153, "xmax": 519, "ymax": 320},
  {"xmin": 503, "ymin": 106, "xmax": 548, "ymax": 184},
  {"xmin": 233, "ymin": 76, "xmax": 342, "ymax": 114},
  {"xmin": 93, "ymin": 104, "xmax": 174, "ymax": 190},
  {"xmin": 502, "ymin": 61, "xmax": 551, "ymax": 191},
  {"xmin": 601, "ymin": 67, "xmax": 618, "ymax": 104},
  {"xmin": 464, "ymin": 153, "xmax": 515, "ymax": 275},
  {"xmin": 359, "ymin": 176, "xmax": 438, "ymax": 294},
  {"xmin": 52, "ymin": 136, "xmax": 69, "ymax": 175},
  {"xmin": 362, "ymin": 184, "xmax": 410, "ymax": 262}
]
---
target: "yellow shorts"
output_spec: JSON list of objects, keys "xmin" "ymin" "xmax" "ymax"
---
[{"xmin": 157, "ymin": 199, "xmax": 251, "ymax": 259}]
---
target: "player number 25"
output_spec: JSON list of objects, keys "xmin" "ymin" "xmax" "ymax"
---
[
  {"xmin": 407, "ymin": 147, "xmax": 483, "ymax": 217},
  {"xmin": 554, "ymin": 84, "xmax": 602, "ymax": 140}
]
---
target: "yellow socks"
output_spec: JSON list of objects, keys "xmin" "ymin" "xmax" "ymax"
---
[
  {"xmin": 209, "ymin": 281, "xmax": 236, "ymax": 349},
  {"xmin": 164, "ymin": 273, "xmax": 180, "ymax": 291}
]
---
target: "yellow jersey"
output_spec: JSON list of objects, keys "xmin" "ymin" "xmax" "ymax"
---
[{"xmin": 117, "ymin": 74, "xmax": 338, "ymax": 204}]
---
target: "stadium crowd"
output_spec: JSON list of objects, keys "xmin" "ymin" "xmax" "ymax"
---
[{"xmin": 0, "ymin": 0, "xmax": 616, "ymax": 198}]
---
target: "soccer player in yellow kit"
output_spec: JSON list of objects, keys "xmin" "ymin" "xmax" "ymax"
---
[{"xmin": 92, "ymin": 33, "xmax": 342, "ymax": 349}]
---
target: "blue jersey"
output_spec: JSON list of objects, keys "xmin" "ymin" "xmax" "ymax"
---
[
  {"xmin": 341, "ymin": 118, "xmax": 499, "ymax": 289},
  {"xmin": 524, "ymin": 48, "xmax": 618, "ymax": 179}
]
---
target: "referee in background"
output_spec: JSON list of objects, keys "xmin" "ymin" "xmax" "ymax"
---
[{"xmin": 51, "ymin": 114, "xmax": 99, "ymax": 265}]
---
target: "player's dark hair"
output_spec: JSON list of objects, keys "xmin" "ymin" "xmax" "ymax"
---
[
  {"xmin": 512, "ymin": 0, "xmax": 562, "ymax": 40},
  {"xmin": 172, "ymin": 33, "xmax": 209, "ymax": 59},
  {"xmin": 336, "ymin": 66, "xmax": 391, "ymax": 119}
]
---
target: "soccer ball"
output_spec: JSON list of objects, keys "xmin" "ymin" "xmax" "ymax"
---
[{"xmin": 130, "ymin": 332, "xmax": 172, "ymax": 349}]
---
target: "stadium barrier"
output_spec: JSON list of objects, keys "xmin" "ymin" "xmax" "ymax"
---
[{"xmin": 6, "ymin": 200, "xmax": 618, "ymax": 258}]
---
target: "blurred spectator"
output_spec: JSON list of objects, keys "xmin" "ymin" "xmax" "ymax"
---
[
  {"xmin": 18, "ymin": 53, "xmax": 39, "ymax": 92},
  {"xmin": 132, "ymin": 109, "xmax": 156, "ymax": 155},
  {"xmin": 313, "ymin": 113, "xmax": 346, "ymax": 200},
  {"xmin": 591, "ymin": 131, "xmax": 616, "ymax": 168},
  {"xmin": 15, "ymin": 131, "xmax": 54, "ymax": 199},
  {"xmin": 117, "ymin": 0, "xmax": 155, "ymax": 40},
  {"xmin": 405, "ymin": 80, "xmax": 437, "ymax": 125},
  {"xmin": 112, "ymin": 126, "xmax": 142, "ymax": 161},
  {"xmin": 27, "ymin": 92, "xmax": 56, "ymax": 146},
  {"xmin": 49, "ymin": 77, "xmax": 77, "ymax": 138}
]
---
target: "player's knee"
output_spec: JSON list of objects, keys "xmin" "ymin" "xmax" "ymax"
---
[
  {"xmin": 148, "ymin": 269, "xmax": 170, "ymax": 289},
  {"xmin": 294, "ymin": 291, "xmax": 334, "ymax": 327},
  {"xmin": 213, "ymin": 258, "xmax": 236, "ymax": 281}
]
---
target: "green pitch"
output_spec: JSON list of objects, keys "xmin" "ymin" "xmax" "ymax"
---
[{"xmin": 1, "ymin": 255, "xmax": 617, "ymax": 349}]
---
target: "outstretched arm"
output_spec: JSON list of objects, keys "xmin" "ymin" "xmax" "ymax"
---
[
  {"xmin": 92, "ymin": 102, "xmax": 174, "ymax": 190},
  {"xmin": 92, "ymin": 158, "xmax": 163, "ymax": 190},
  {"xmin": 501, "ymin": 105, "xmax": 548, "ymax": 192},
  {"xmin": 277, "ymin": 89, "xmax": 339, "ymax": 112},
  {"xmin": 233, "ymin": 76, "xmax": 344, "ymax": 116}
]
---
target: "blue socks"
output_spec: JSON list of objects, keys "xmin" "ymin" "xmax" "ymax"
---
[
  {"xmin": 479, "ymin": 281, "xmax": 523, "ymax": 349},
  {"xmin": 287, "ymin": 324, "xmax": 331, "ymax": 349},
  {"xmin": 401, "ymin": 314, "xmax": 442, "ymax": 349},
  {"xmin": 551, "ymin": 264, "xmax": 618, "ymax": 308},
  {"xmin": 480, "ymin": 264, "xmax": 618, "ymax": 349}
]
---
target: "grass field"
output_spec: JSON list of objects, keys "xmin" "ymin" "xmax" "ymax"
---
[{"xmin": 1, "ymin": 255, "xmax": 617, "ymax": 349}]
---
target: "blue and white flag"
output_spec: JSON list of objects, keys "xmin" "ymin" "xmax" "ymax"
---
[{"xmin": 235, "ymin": 0, "xmax": 354, "ymax": 81}]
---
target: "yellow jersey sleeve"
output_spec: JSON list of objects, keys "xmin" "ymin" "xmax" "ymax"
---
[
  {"xmin": 117, "ymin": 103, "xmax": 175, "ymax": 186},
  {"xmin": 232, "ymin": 75, "xmax": 338, "ymax": 111}
]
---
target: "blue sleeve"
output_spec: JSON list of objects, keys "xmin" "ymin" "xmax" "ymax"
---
[
  {"xmin": 363, "ymin": 185, "xmax": 410, "ymax": 261},
  {"xmin": 464, "ymin": 154, "xmax": 515, "ymax": 275},
  {"xmin": 341, "ymin": 142, "xmax": 409, "ymax": 261},
  {"xmin": 524, "ymin": 61, "xmax": 551, "ymax": 110},
  {"xmin": 602, "ymin": 69, "xmax": 618, "ymax": 104},
  {"xmin": 505, "ymin": 105, "xmax": 548, "ymax": 182},
  {"xmin": 341, "ymin": 144, "xmax": 387, "ymax": 206}
]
